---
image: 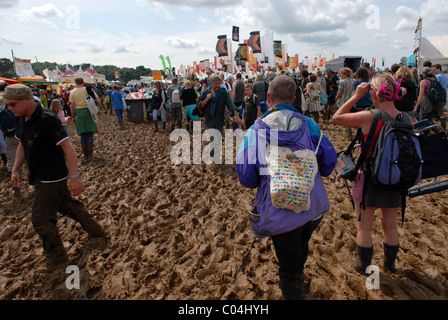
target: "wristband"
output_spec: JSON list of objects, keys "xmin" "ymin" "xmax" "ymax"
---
[{"xmin": 70, "ymin": 175, "xmax": 80, "ymax": 179}]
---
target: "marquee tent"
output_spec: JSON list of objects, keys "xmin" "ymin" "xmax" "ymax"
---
[{"xmin": 419, "ymin": 36, "xmax": 448, "ymax": 67}]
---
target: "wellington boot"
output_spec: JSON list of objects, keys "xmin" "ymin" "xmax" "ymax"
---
[
  {"xmin": 87, "ymin": 143, "xmax": 94, "ymax": 158},
  {"xmin": 354, "ymin": 245, "xmax": 373, "ymax": 275},
  {"xmin": 162, "ymin": 122, "xmax": 166, "ymax": 131},
  {"xmin": 154, "ymin": 121, "xmax": 158, "ymax": 132},
  {"xmin": 384, "ymin": 243, "xmax": 400, "ymax": 274},
  {"xmin": 81, "ymin": 143, "xmax": 88, "ymax": 158}
]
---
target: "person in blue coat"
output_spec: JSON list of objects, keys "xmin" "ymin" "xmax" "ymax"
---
[{"xmin": 236, "ymin": 75, "xmax": 337, "ymax": 299}]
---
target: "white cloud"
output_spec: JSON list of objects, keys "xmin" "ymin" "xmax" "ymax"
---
[
  {"xmin": 0, "ymin": 36, "xmax": 23, "ymax": 45},
  {"xmin": 0, "ymin": 0, "xmax": 19, "ymax": 8},
  {"xmin": 29, "ymin": 3, "xmax": 63, "ymax": 19},
  {"xmin": 394, "ymin": 5, "xmax": 419, "ymax": 31},
  {"xmin": 165, "ymin": 37, "xmax": 200, "ymax": 49}
]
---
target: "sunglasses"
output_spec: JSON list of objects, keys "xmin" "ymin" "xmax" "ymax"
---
[{"xmin": 7, "ymin": 100, "xmax": 22, "ymax": 107}]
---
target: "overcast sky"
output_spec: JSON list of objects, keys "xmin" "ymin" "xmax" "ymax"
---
[{"xmin": 1, "ymin": 0, "xmax": 447, "ymax": 71}]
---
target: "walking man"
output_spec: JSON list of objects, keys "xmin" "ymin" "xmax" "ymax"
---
[{"xmin": 5, "ymin": 84, "xmax": 108, "ymax": 272}]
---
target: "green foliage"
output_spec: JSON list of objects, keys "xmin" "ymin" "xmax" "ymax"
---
[{"xmin": 0, "ymin": 58, "xmax": 154, "ymax": 82}]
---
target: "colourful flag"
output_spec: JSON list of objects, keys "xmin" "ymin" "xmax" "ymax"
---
[
  {"xmin": 216, "ymin": 35, "xmax": 228, "ymax": 57},
  {"xmin": 232, "ymin": 26, "xmax": 239, "ymax": 42},
  {"xmin": 274, "ymin": 41, "xmax": 282, "ymax": 58},
  {"xmin": 248, "ymin": 31, "xmax": 261, "ymax": 53},
  {"xmin": 235, "ymin": 43, "xmax": 248, "ymax": 65}
]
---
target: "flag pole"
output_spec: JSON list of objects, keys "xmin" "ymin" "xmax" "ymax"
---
[{"xmin": 11, "ymin": 49, "xmax": 18, "ymax": 78}]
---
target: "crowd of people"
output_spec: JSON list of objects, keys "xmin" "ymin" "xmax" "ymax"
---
[{"xmin": 0, "ymin": 59, "xmax": 447, "ymax": 300}]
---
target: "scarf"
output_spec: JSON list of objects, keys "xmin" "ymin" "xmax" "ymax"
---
[{"xmin": 202, "ymin": 86, "xmax": 226, "ymax": 117}]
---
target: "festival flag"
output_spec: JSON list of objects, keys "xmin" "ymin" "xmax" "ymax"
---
[
  {"xmin": 13, "ymin": 57, "xmax": 36, "ymax": 77},
  {"xmin": 414, "ymin": 18, "xmax": 422, "ymax": 34},
  {"xmin": 159, "ymin": 54, "xmax": 167, "ymax": 72},
  {"xmin": 166, "ymin": 56, "xmax": 172, "ymax": 73},
  {"xmin": 248, "ymin": 31, "xmax": 261, "ymax": 54},
  {"xmin": 261, "ymin": 32, "xmax": 275, "ymax": 67},
  {"xmin": 115, "ymin": 71, "xmax": 119, "ymax": 79},
  {"xmin": 234, "ymin": 43, "xmax": 248, "ymax": 65},
  {"xmin": 216, "ymin": 35, "xmax": 228, "ymax": 57},
  {"xmin": 86, "ymin": 64, "xmax": 97, "ymax": 75},
  {"xmin": 198, "ymin": 60, "xmax": 206, "ymax": 71},
  {"xmin": 232, "ymin": 26, "xmax": 239, "ymax": 42},
  {"xmin": 274, "ymin": 41, "xmax": 282, "ymax": 58},
  {"xmin": 289, "ymin": 56, "xmax": 295, "ymax": 69}
]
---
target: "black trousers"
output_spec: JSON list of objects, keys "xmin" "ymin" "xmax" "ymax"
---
[
  {"xmin": 31, "ymin": 179, "xmax": 105, "ymax": 263},
  {"xmin": 271, "ymin": 217, "xmax": 323, "ymax": 299}
]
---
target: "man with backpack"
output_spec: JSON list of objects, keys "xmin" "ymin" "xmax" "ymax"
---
[
  {"xmin": 236, "ymin": 75, "xmax": 337, "ymax": 299},
  {"xmin": 167, "ymin": 78, "xmax": 183, "ymax": 130}
]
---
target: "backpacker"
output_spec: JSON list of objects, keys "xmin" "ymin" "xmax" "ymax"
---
[
  {"xmin": 362, "ymin": 109, "xmax": 423, "ymax": 223},
  {"xmin": 266, "ymin": 113, "xmax": 323, "ymax": 213},
  {"xmin": 428, "ymin": 78, "xmax": 447, "ymax": 105},
  {"xmin": 171, "ymin": 87, "xmax": 181, "ymax": 104},
  {"xmin": 0, "ymin": 107, "xmax": 17, "ymax": 137}
]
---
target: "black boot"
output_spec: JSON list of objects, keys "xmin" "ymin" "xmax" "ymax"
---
[
  {"xmin": 154, "ymin": 120, "xmax": 158, "ymax": 132},
  {"xmin": 280, "ymin": 273, "xmax": 305, "ymax": 300},
  {"xmin": 384, "ymin": 243, "xmax": 399, "ymax": 273},
  {"xmin": 162, "ymin": 122, "xmax": 166, "ymax": 131},
  {"xmin": 440, "ymin": 118, "xmax": 446, "ymax": 131},
  {"xmin": 354, "ymin": 245, "xmax": 373, "ymax": 275},
  {"xmin": 81, "ymin": 143, "xmax": 88, "ymax": 158},
  {"xmin": 1, "ymin": 153, "xmax": 7, "ymax": 168}
]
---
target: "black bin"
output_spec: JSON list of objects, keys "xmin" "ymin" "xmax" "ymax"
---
[{"xmin": 125, "ymin": 99, "xmax": 146, "ymax": 123}]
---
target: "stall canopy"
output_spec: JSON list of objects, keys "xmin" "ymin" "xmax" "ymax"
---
[
  {"xmin": 0, "ymin": 77, "xmax": 19, "ymax": 85},
  {"xmin": 419, "ymin": 36, "xmax": 448, "ymax": 67}
]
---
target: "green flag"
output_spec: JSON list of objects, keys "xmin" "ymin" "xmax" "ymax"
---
[
  {"xmin": 166, "ymin": 56, "xmax": 172, "ymax": 73},
  {"xmin": 159, "ymin": 54, "xmax": 167, "ymax": 71}
]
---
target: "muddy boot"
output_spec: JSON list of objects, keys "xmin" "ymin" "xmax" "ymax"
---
[
  {"xmin": 162, "ymin": 122, "xmax": 166, "ymax": 131},
  {"xmin": 280, "ymin": 273, "xmax": 305, "ymax": 300},
  {"xmin": 441, "ymin": 118, "xmax": 446, "ymax": 131},
  {"xmin": 81, "ymin": 143, "xmax": 88, "ymax": 158},
  {"xmin": 86, "ymin": 143, "xmax": 94, "ymax": 158},
  {"xmin": 171, "ymin": 122, "xmax": 175, "ymax": 131},
  {"xmin": 154, "ymin": 120, "xmax": 158, "ymax": 132},
  {"xmin": 354, "ymin": 245, "xmax": 373, "ymax": 275},
  {"xmin": 1, "ymin": 153, "xmax": 6, "ymax": 168},
  {"xmin": 384, "ymin": 243, "xmax": 399, "ymax": 274}
]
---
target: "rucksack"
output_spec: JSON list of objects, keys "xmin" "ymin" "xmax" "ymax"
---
[
  {"xmin": 362, "ymin": 109, "xmax": 423, "ymax": 223},
  {"xmin": 266, "ymin": 114, "xmax": 323, "ymax": 213},
  {"xmin": 428, "ymin": 78, "xmax": 447, "ymax": 105},
  {"xmin": 171, "ymin": 87, "xmax": 181, "ymax": 104},
  {"xmin": 0, "ymin": 107, "xmax": 17, "ymax": 137}
]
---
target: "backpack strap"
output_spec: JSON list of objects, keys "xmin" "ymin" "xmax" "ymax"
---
[{"xmin": 359, "ymin": 110, "xmax": 381, "ymax": 219}]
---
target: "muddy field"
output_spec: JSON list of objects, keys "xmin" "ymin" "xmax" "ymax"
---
[{"xmin": 1, "ymin": 109, "xmax": 447, "ymax": 300}]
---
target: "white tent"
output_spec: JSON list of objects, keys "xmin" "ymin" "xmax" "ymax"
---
[{"xmin": 419, "ymin": 36, "xmax": 448, "ymax": 67}]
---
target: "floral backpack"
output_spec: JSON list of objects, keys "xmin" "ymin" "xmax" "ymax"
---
[{"xmin": 265, "ymin": 116, "xmax": 323, "ymax": 213}]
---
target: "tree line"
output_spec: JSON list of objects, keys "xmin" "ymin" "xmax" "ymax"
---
[{"xmin": 0, "ymin": 58, "xmax": 156, "ymax": 83}]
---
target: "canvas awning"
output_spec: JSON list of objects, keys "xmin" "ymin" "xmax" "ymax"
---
[{"xmin": 0, "ymin": 77, "xmax": 19, "ymax": 85}]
